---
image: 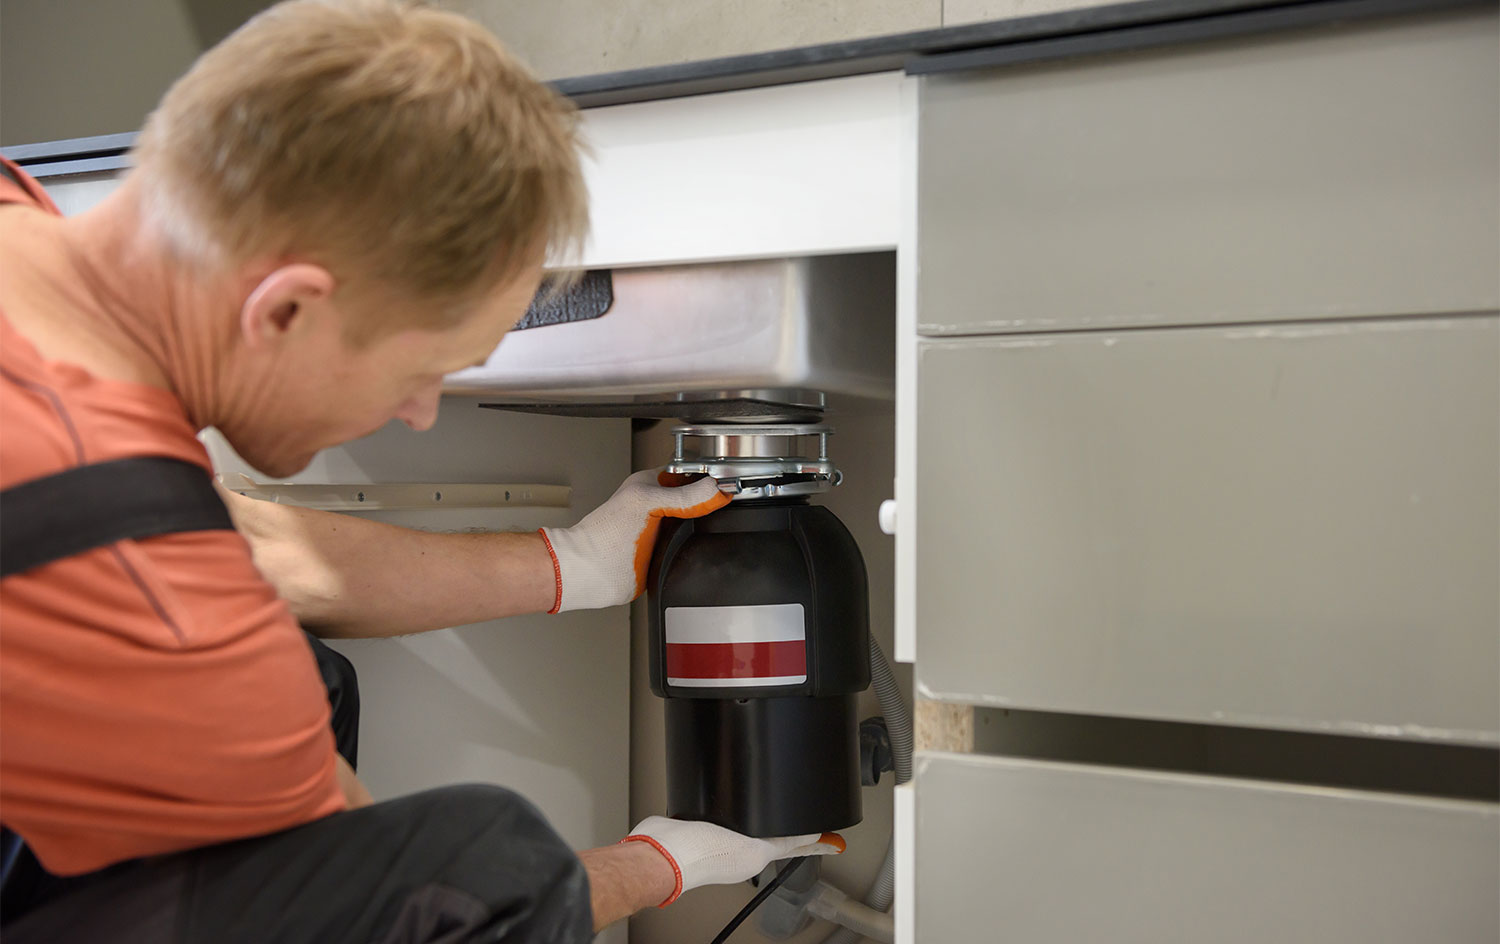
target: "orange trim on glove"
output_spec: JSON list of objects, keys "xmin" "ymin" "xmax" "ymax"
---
[
  {"xmin": 538, "ymin": 528, "xmax": 564, "ymax": 615},
  {"xmin": 620, "ymin": 834, "xmax": 684, "ymax": 907},
  {"xmin": 630, "ymin": 489, "xmax": 731, "ymax": 599}
]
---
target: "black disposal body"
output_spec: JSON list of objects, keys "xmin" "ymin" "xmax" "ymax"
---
[{"xmin": 647, "ymin": 498, "xmax": 870, "ymax": 838}]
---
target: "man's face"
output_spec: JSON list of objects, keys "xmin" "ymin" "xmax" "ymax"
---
[{"xmin": 227, "ymin": 262, "xmax": 543, "ymax": 478}]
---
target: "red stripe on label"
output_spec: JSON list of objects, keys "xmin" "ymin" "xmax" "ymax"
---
[{"xmin": 665, "ymin": 640, "xmax": 807, "ymax": 680}]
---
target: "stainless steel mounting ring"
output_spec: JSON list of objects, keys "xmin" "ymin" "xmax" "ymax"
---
[{"xmin": 666, "ymin": 424, "xmax": 842, "ymax": 500}]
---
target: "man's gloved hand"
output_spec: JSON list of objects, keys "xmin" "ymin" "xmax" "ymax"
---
[
  {"xmin": 539, "ymin": 470, "xmax": 729, "ymax": 613},
  {"xmin": 621, "ymin": 815, "xmax": 846, "ymax": 907}
]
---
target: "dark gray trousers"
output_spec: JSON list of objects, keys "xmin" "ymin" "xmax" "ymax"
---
[
  {"xmin": 0, "ymin": 635, "xmax": 593, "ymax": 943},
  {"xmin": 2, "ymin": 784, "xmax": 593, "ymax": 944}
]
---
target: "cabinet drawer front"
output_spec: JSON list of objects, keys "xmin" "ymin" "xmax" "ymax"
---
[
  {"xmin": 915, "ymin": 753, "xmax": 1500, "ymax": 944},
  {"xmin": 914, "ymin": 317, "xmax": 1499, "ymax": 742},
  {"xmin": 917, "ymin": 8, "xmax": 1499, "ymax": 335}
]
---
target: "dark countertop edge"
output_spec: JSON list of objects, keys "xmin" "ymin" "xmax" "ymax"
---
[
  {"xmin": 552, "ymin": 0, "xmax": 1289, "ymax": 106},
  {"xmin": 907, "ymin": 0, "xmax": 1480, "ymax": 75},
  {"xmin": 1, "ymin": 131, "xmax": 138, "ymax": 163},
  {"xmin": 3, "ymin": 0, "xmax": 1483, "ymax": 170}
]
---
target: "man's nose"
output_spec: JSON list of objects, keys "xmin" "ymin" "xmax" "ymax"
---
[{"xmin": 395, "ymin": 382, "xmax": 442, "ymax": 432}]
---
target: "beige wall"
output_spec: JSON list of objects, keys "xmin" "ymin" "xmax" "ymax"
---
[
  {"xmin": 941, "ymin": 0, "xmax": 1116, "ymax": 25},
  {"xmin": 0, "ymin": 0, "xmax": 1119, "ymax": 145},
  {"xmin": 445, "ymin": 0, "xmax": 940, "ymax": 80},
  {"xmin": 446, "ymin": 0, "xmax": 1130, "ymax": 80},
  {"xmin": 0, "ymin": 0, "xmax": 270, "ymax": 145}
]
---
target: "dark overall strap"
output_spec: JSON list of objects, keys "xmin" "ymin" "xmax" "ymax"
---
[{"xmin": 0, "ymin": 456, "xmax": 233, "ymax": 579}]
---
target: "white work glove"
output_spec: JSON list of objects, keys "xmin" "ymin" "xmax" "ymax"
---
[
  {"xmin": 621, "ymin": 815, "xmax": 846, "ymax": 907},
  {"xmin": 539, "ymin": 470, "xmax": 729, "ymax": 613}
]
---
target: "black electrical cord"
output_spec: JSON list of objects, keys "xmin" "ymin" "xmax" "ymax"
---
[{"xmin": 708, "ymin": 856, "xmax": 809, "ymax": 944}]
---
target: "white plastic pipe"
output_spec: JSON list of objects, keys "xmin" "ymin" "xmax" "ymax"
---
[{"xmin": 808, "ymin": 882, "xmax": 896, "ymax": 943}]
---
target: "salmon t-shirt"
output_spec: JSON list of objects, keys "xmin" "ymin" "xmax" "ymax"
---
[{"xmin": 0, "ymin": 158, "xmax": 344, "ymax": 876}]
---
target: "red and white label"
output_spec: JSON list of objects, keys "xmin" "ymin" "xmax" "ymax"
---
[{"xmin": 664, "ymin": 603, "xmax": 807, "ymax": 688}]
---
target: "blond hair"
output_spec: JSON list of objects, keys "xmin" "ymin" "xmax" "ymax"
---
[{"xmin": 134, "ymin": 0, "xmax": 586, "ymax": 333}]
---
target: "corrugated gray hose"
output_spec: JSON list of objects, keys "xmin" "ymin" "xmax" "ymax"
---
[{"xmin": 817, "ymin": 637, "xmax": 912, "ymax": 944}]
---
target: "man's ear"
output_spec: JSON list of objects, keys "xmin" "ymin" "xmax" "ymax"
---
[{"xmin": 239, "ymin": 264, "xmax": 337, "ymax": 349}]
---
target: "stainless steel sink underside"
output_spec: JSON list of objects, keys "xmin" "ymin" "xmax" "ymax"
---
[{"xmin": 444, "ymin": 252, "xmax": 895, "ymax": 422}]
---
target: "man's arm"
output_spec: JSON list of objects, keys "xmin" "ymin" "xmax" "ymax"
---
[
  {"xmin": 220, "ymin": 487, "xmax": 555, "ymax": 637},
  {"xmin": 219, "ymin": 471, "xmax": 728, "ymax": 637},
  {"xmin": 579, "ymin": 842, "xmax": 677, "ymax": 932},
  {"xmin": 335, "ymin": 755, "xmax": 374, "ymax": 809}
]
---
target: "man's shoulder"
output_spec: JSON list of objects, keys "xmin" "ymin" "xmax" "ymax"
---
[
  {"xmin": 0, "ymin": 307, "xmax": 212, "ymax": 494},
  {"xmin": 0, "ymin": 318, "xmax": 91, "ymax": 487}
]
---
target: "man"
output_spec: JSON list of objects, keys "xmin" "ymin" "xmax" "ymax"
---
[{"xmin": 0, "ymin": 2, "xmax": 840, "ymax": 941}]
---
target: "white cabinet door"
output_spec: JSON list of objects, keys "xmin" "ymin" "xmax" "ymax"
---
[
  {"xmin": 916, "ymin": 6, "xmax": 1499, "ymax": 336},
  {"xmin": 915, "ymin": 317, "xmax": 1499, "ymax": 743},
  {"xmin": 916, "ymin": 753, "xmax": 1500, "ymax": 944}
]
